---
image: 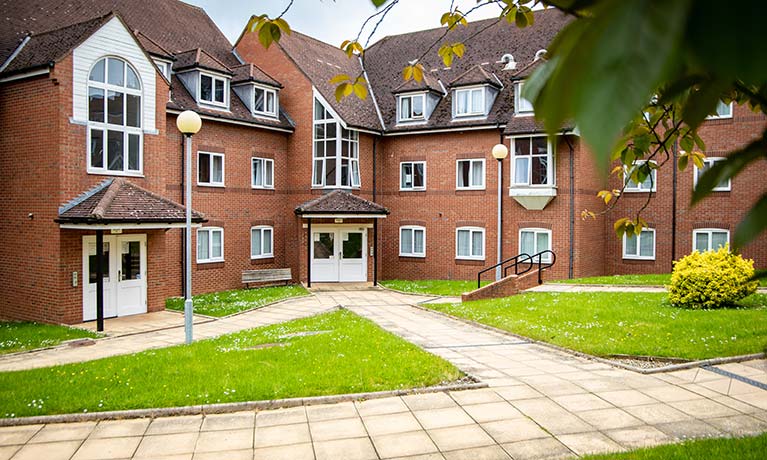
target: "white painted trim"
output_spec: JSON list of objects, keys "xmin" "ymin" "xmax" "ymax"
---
[
  {"xmin": 196, "ymin": 227, "xmax": 224, "ymax": 263},
  {"xmin": 166, "ymin": 109, "xmax": 294, "ymax": 133},
  {"xmin": 359, "ymin": 55, "xmax": 386, "ymax": 130},
  {"xmin": 399, "ymin": 225, "xmax": 426, "ymax": 258},
  {"xmin": 197, "ymin": 151, "xmax": 225, "ymax": 187},
  {"xmin": 399, "ymin": 161, "xmax": 427, "ymax": 191},
  {"xmin": 250, "ymin": 225, "xmax": 274, "ymax": 259},
  {"xmin": 456, "ymin": 158, "xmax": 486, "ymax": 190},
  {"xmin": 514, "ymin": 81, "xmax": 534, "ymax": 116},
  {"xmin": 0, "ymin": 67, "xmax": 50, "ymax": 83},
  {"xmin": 386, "ymin": 124, "xmax": 505, "ymax": 136},
  {"xmin": 397, "ymin": 92, "xmax": 427, "ymax": 123},
  {"xmin": 692, "ymin": 228, "xmax": 730, "ymax": 253},
  {"xmin": 300, "ymin": 214, "xmax": 387, "ymax": 219},
  {"xmin": 456, "ymin": 226, "xmax": 486, "ymax": 260},
  {"xmin": 693, "ymin": 157, "xmax": 731, "ymax": 192},
  {"xmin": 197, "ymin": 72, "xmax": 229, "ymax": 109},
  {"xmin": 510, "ymin": 135, "xmax": 555, "ymax": 188},
  {"xmin": 706, "ymin": 101, "xmax": 734, "ymax": 120},
  {"xmin": 60, "ymin": 222, "xmax": 201, "ymax": 230},
  {"xmin": 454, "ymin": 86, "xmax": 486, "ymax": 118},
  {"xmin": 624, "ymin": 160, "xmax": 657, "ymax": 193},
  {"xmin": 622, "ymin": 228, "xmax": 656, "ymax": 260},
  {"xmin": 0, "ymin": 35, "xmax": 30, "ymax": 73},
  {"xmin": 251, "ymin": 157, "xmax": 275, "ymax": 189},
  {"xmin": 252, "ymin": 84, "xmax": 279, "ymax": 118},
  {"xmin": 518, "ymin": 228, "xmax": 552, "ymax": 262}
]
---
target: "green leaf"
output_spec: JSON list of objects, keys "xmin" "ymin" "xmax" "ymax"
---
[
  {"xmin": 692, "ymin": 137, "xmax": 766, "ymax": 203},
  {"xmin": 677, "ymin": 152, "xmax": 689, "ymax": 171},
  {"xmin": 734, "ymin": 194, "xmax": 767, "ymax": 249},
  {"xmin": 681, "ymin": 79, "xmax": 729, "ymax": 130},
  {"xmin": 369, "ymin": 0, "xmax": 388, "ymax": 7}
]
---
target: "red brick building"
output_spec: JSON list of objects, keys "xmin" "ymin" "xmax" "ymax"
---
[{"xmin": 0, "ymin": 1, "xmax": 764, "ymax": 324}]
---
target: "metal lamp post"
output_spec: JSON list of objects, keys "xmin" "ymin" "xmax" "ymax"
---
[
  {"xmin": 176, "ymin": 110, "xmax": 202, "ymax": 344},
  {"xmin": 491, "ymin": 143, "xmax": 509, "ymax": 281}
]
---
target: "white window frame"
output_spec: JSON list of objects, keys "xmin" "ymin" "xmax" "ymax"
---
[
  {"xmin": 197, "ymin": 227, "xmax": 224, "ymax": 263},
  {"xmin": 397, "ymin": 93, "xmax": 426, "ymax": 122},
  {"xmin": 694, "ymin": 157, "xmax": 731, "ymax": 192},
  {"xmin": 197, "ymin": 151, "xmax": 225, "ymax": 187},
  {"xmin": 198, "ymin": 72, "xmax": 228, "ymax": 107},
  {"xmin": 456, "ymin": 227, "xmax": 485, "ymax": 260},
  {"xmin": 253, "ymin": 85, "xmax": 278, "ymax": 117},
  {"xmin": 514, "ymin": 81, "xmax": 534, "ymax": 116},
  {"xmin": 706, "ymin": 101, "xmax": 733, "ymax": 120},
  {"xmin": 510, "ymin": 135, "xmax": 555, "ymax": 187},
  {"xmin": 399, "ymin": 226, "xmax": 426, "ymax": 258},
  {"xmin": 311, "ymin": 98, "xmax": 361, "ymax": 188},
  {"xmin": 87, "ymin": 56, "xmax": 144, "ymax": 176},
  {"xmin": 624, "ymin": 160, "xmax": 657, "ymax": 192},
  {"xmin": 251, "ymin": 157, "xmax": 274, "ymax": 189},
  {"xmin": 692, "ymin": 228, "xmax": 729, "ymax": 253},
  {"xmin": 518, "ymin": 228, "xmax": 552, "ymax": 263},
  {"xmin": 454, "ymin": 86, "xmax": 485, "ymax": 117},
  {"xmin": 399, "ymin": 161, "xmax": 426, "ymax": 191},
  {"xmin": 250, "ymin": 226, "xmax": 274, "ymax": 259},
  {"xmin": 622, "ymin": 228, "xmax": 656, "ymax": 260},
  {"xmin": 153, "ymin": 59, "xmax": 171, "ymax": 80},
  {"xmin": 456, "ymin": 159, "xmax": 486, "ymax": 190}
]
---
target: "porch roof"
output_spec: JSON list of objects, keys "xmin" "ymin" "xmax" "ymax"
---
[
  {"xmin": 294, "ymin": 190, "xmax": 389, "ymax": 217},
  {"xmin": 56, "ymin": 178, "xmax": 206, "ymax": 227}
]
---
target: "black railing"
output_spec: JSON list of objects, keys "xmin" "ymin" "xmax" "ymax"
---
[{"xmin": 477, "ymin": 250, "xmax": 556, "ymax": 289}]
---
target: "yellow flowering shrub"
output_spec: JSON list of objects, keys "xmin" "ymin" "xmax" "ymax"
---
[{"xmin": 668, "ymin": 245, "xmax": 758, "ymax": 309}]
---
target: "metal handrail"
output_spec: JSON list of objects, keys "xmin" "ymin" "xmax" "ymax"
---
[
  {"xmin": 477, "ymin": 250, "xmax": 557, "ymax": 288},
  {"xmin": 477, "ymin": 253, "xmax": 530, "ymax": 288}
]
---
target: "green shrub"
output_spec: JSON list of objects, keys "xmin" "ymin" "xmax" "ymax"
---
[{"xmin": 669, "ymin": 246, "xmax": 758, "ymax": 309}]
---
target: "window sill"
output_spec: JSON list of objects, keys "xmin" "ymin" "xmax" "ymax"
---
[
  {"xmin": 514, "ymin": 112, "xmax": 535, "ymax": 117},
  {"xmin": 251, "ymin": 255, "xmax": 274, "ymax": 260},
  {"xmin": 509, "ymin": 187, "xmax": 556, "ymax": 210},
  {"xmin": 456, "ymin": 257, "xmax": 485, "ymax": 261},
  {"xmin": 399, "ymin": 254, "xmax": 425, "ymax": 258},
  {"xmin": 197, "ymin": 183, "xmax": 225, "ymax": 188},
  {"xmin": 253, "ymin": 112, "xmax": 279, "ymax": 119},
  {"xmin": 252, "ymin": 186, "xmax": 275, "ymax": 190},
  {"xmin": 399, "ymin": 188, "xmax": 426, "ymax": 192},
  {"xmin": 622, "ymin": 256, "xmax": 656, "ymax": 261},
  {"xmin": 452, "ymin": 114, "xmax": 487, "ymax": 121},
  {"xmin": 456, "ymin": 187, "xmax": 486, "ymax": 191},
  {"xmin": 87, "ymin": 170, "xmax": 145, "ymax": 178},
  {"xmin": 624, "ymin": 188, "xmax": 656, "ymax": 193}
]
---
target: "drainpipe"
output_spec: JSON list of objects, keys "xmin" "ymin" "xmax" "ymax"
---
[
  {"xmin": 563, "ymin": 132, "xmax": 575, "ymax": 279},
  {"xmin": 671, "ymin": 138, "xmax": 678, "ymax": 267}
]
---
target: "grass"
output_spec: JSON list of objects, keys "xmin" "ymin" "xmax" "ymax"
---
[
  {"xmin": 0, "ymin": 310, "xmax": 462, "ymax": 418},
  {"xmin": 0, "ymin": 322, "xmax": 99, "ymax": 355},
  {"xmin": 584, "ymin": 433, "xmax": 767, "ymax": 460},
  {"xmin": 166, "ymin": 284, "xmax": 309, "ymax": 317},
  {"xmin": 427, "ymin": 291, "xmax": 767, "ymax": 360},
  {"xmin": 553, "ymin": 273, "xmax": 767, "ymax": 287},
  {"xmin": 381, "ymin": 279, "xmax": 489, "ymax": 296}
]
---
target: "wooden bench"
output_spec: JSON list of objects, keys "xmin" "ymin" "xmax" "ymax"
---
[{"xmin": 242, "ymin": 268, "xmax": 292, "ymax": 288}]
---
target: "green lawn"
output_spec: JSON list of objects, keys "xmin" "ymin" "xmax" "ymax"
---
[
  {"xmin": 585, "ymin": 433, "xmax": 767, "ymax": 460},
  {"xmin": 0, "ymin": 310, "xmax": 462, "ymax": 418},
  {"xmin": 427, "ymin": 292, "xmax": 767, "ymax": 360},
  {"xmin": 381, "ymin": 279, "xmax": 489, "ymax": 296},
  {"xmin": 0, "ymin": 322, "xmax": 99, "ymax": 355},
  {"xmin": 166, "ymin": 284, "xmax": 309, "ymax": 317},
  {"xmin": 553, "ymin": 273, "xmax": 767, "ymax": 287}
]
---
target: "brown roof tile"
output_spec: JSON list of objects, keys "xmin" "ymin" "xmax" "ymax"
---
[
  {"xmin": 392, "ymin": 72, "xmax": 444, "ymax": 94},
  {"xmin": 449, "ymin": 64, "xmax": 502, "ymax": 89},
  {"xmin": 295, "ymin": 190, "xmax": 389, "ymax": 215},
  {"xmin": 231, "ymin": 63, "xmax": 281, "ymax": 88},
  {"xmin": 173, "ymin": 48, "xmax": 232, "ymax": 75}
]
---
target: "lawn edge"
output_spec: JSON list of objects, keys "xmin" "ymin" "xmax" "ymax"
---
[
  {"xmin": 412, "ymin": 301, "xmax": 767, "ymax": 374},
  {"xmin": 0, "ymin": 380, "xmax": 487, "ymax": 427},
  {"xmin": 377, "ymin": 283, "xmax": 453, "ymax": 299},
  {"xmin": 164, "ymin": 285, "xmax": 313, "ymax": 319}
]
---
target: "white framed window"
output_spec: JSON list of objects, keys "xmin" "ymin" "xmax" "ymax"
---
[
  {"xmin": 400, "ymin": 226, "xmax": 426, "ymax": 257},
  {"xmin": 456, "ymin": 227, "xmax": 485, "ymax": 260},
  {"xmin": 456, "ymin": 159, "xmax": 485, "ymax": 190},
  {"xmin": 312, "ymin": 98, "xmax": 360, "ymax": 188},
  {"xmin": 398, "ymin": 93, "xmax": 425, "ymax": 122},
  {"xmin": 624, "ymin": 160, "xmax": 657, "ymax": 192},
  {"xmin": 455, "ymin": 87, "xmax": 485, "ymax": 117},
  {"xmin": 253, "ymin": 86, "xmax": 277, "ymax": 117},
  {"xmin": 153, "ymin": 59, "xmax": 171, "ymax": 80},
  {"xmin": 707, "ymin": 101, "xmax": 733, "ymax": 119},
  {"xmin": 511, "ymin": 136, "xmax": 553, "ymax": 186},
  {"xmin": 87, "ymin": 57, "xmax": 143, "ymax": 175},
  {"xmin": 199, "ymin": 73, "xmax": 227, "ymax": 107},
  {"xmin": 197, "ymin": 151, "xmax": 224, "ymax": 187},
  {"xmin": 623, "ymin": 229, "xmax": 655, "ymax": 260},
  {"xmin": 197, "ymin": 227, "xmax": 224, "ymax": 263},
  {"xmin": 400, "ymin": 162, "xmax": 426, "ymax": 191},
  {"xmin": 519, "ymin": 228, "xmax": 552, "ymax": 262},
  {"xmin": 251, "ymin": 157, "xmax": 274, "ymax": 189},
  {"xmin": 694, "ymin": 157, "xmax": 731, "ymax": 192},
  {"xmin": 514, "ymin": 81, "xmax": 534, "ymax": 115},
  {"xmin": 251, "ymin": 226, "xmax": 274, "ymax": 259},
  {"xmin": 693, "ymin": 229, "xmax": 729, "ymax": 253}
]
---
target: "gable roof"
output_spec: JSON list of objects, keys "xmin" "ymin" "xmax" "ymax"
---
[
  {"xmin": 392, "ymin": 72, "xmax": 444, "ymax": 94},
  {"xmin": 294, "ymin": 190, "xmax": 389, "ymax": 215},
  {"xmin": 449, "ymin": 64, "xmax": 502, "ymax": 89},
  {"xmin": 173, "ymin": 48, "xmax": 233, "ymax": 75},
  {"xmin": 231, "ymin": 63, "xmax": 281, "ymax": 88}
]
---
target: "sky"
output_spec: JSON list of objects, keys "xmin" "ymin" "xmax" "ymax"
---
[{"xmin": 183, "ymin": 0, "xmax": 502, "ymax": 47}]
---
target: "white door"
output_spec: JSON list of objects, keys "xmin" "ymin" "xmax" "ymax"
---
[
  {"xmin": 311, "ymin": 231, "xmax": 338, "ymax": 282},
  {"xmin": 339, "ymin": 230, "xmax": 366, "ymax": 282},
  {"xmin": 83, "ymin": 237, "xmax": 117, "ymax": 321},
  {"xmin": 310, "ymin": 227, "xmax": 367, "ymax": 282}
]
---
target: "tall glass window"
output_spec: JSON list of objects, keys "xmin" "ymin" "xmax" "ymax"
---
[{"xmin": 312, "ymin": 98, "xmax": 360, "ymax": 187}]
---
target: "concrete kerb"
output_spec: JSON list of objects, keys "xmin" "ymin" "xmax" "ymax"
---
[
  {"xmin": 410, "ymin": 300, "xmax": 767, "ymax": 375},
  {"xmin": 376, "ymin": 283, "xmax": 458, "ymax": 301}
]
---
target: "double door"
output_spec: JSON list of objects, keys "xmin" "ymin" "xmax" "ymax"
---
[{"xmin": 311, "ymin": 227, "xmax": 367, "ymax": 282}]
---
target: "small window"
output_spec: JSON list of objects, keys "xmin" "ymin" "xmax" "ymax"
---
[
  {"xmin": 153, "ymin": 59, "xmax": 171, "ymax": 80},
  {"xmin": 512, "ymin": 136, "xmax": 551, "ymax": 186},
  {"xmin": 707, "ymin": 101, "xmax": 733, "ymax": 119},
  {"xmin": 400, "ymin": 162, "xmax": 426, "ymax": 190},
  {"xmin": 398, "ymin": 93, "xmax": 425, "ymax": 122},
  {"xmin": 456, "ymin": 159, "xmax": 485, "ymax": 190},
  {"xmin": 624, "ymin": 160, "xmax": 657, "ymax": 192},
  {"xmin": 515, "ymin": 81, "xmax": 534, "ymax": 115},
  {"xmin": 519, "ymin": 228, "xmax": 552, "ymax": 262},
  {"xmin": 254, "ymin": 86, "xmax": 277, "ymax": 116},
  {"xmin": 198, "ymin": 152, "xmax": 224, "ymax": 186},
  {"xmin": 456, "ymin": 227, "xmax": 485, "ymax": 260},
  {"xmin": 251, "ymin": 226, "xmax": 274, "ymax": 259},
  {"xmin": 400, "ymin": 226, "xmax": 426, "ymax": 257},
  {"xmin": 455, "ymin": 87, "xmax": 485, "ymax": 117},
  {"xmin": 694, "ymin": 157, "xmax": 730, "ymax": 192},
  {"xmin": 197, "ymin": 227, "xmax": 224, "ymax": 263},
  {"xmin": 693, "ymin": 229, "xmax": 729, "ymax": 253},
  {"xmin": 623, "ymin": 229, "xmax": 655, "ymax": 260},
  {"xmin": 200, "ymin": 73, "xmax": 227, "ymax": 106},
  {"xmin": 251, "ymin": 157, "xmax": 274, "ymax": 189}
]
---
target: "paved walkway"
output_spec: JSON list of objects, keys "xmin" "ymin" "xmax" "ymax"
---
[{"xmin": 1, "ymin": 288, "xmax": 766, "ymax": 459}]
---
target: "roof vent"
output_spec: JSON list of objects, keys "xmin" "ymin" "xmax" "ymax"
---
[
  {"xmin": 534, "ymin": 49, "xmax": 547, "ymax": 61},
  {"xmin": 500, "ymin": 54, "xmax": 516, "ymax": 70}
]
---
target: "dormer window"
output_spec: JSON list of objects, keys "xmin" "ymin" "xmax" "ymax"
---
[
  {"xmin": 199, "ymin": 73, "xmax": 227, "ymax": 107},
  {"xmin": 455, "ymin": 87, "xmax": 485, "ymax": 117},
  {"xmin": 515, "ymin": 82, "xmax": 534, "ymax": 115},
  {"xmin": 398, "ymin": 93, "xmax": 425, "ymax": 122},
  {"xmin": 153, "ymin": 59, "xmax": 172, "ymax": 80},
  {"xmin": 254, "ymin": 86, "xmax": 277, "ymax": 117}
]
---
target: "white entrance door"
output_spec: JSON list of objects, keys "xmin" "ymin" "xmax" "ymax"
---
[
  {"xmin": 310, "ymin": 227, "xmax": 367, "ymax": 282},
  {"xmin": 83, "ymin": 234, "xmax": 147, "ymax": 321}
]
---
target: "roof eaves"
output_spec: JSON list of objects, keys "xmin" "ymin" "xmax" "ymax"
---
[{"xmin": 58, "ymin": 179, "xmax": 113, "ymax": 215}]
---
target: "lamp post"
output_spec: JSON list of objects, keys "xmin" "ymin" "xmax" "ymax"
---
[
  {"xmin": 176, "ymin": 110, "xmax": 202, "ymax": 344},
  {"xmin": 491, "ymin": 143, "xmax": 509, "ymax": 281}
]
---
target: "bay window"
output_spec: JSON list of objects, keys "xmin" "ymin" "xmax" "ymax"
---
[
  {"xmin": 312, "ymin": 98, "xmax": 360, "ymax": 188},
  {"xmin": 251, "ymin": 226, "xmax": 274, "ymax": 259},
  {"xmin": 456, "ymin": 227, "xmax": 485, "ymax": 260},
  {"xmin": 400, "ymin": 226, "xmax": 426, "ymax": 257},
  {"xmin": 512, "ymin": 136, "xmax": 551, "ymax": 186},
  {"xmin": 197, "ymin": 227, "xmax": 224, "ymax": 263}
]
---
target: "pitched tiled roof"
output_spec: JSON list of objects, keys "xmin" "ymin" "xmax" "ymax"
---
[
  {"xmin": 57, "ymin": 179, "xmax": 205, "ymax": 224},
  {"xmin": 392, "ymin": 72, "xmax": 444, "ymax": 94},
  {"xmin": 231, "ymin": 63, "xmax": 281, "ymax": 88},
  {"xmin": 134, "ymin": 30, "xmax": 173, "ymax": 60},
  {"xmin": 173, "ymin": 48, "xmax": 232, "ymax": 75},
  {"xmin": 449, "ymin": 65, "xmax": 502, "ymax": 89},
  {"xmin": 295, "ymin": 190, "xmax": 389, "ymax": 215}
]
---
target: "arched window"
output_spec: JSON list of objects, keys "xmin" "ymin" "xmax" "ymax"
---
[{"xmin": 87, "ymin": 57, "xmax": 142, "ymax": 174}]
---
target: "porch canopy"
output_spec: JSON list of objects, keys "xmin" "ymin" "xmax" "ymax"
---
[{"xmin": 294, "ymin": 189, "xmax": 389, "ymax": 219}]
